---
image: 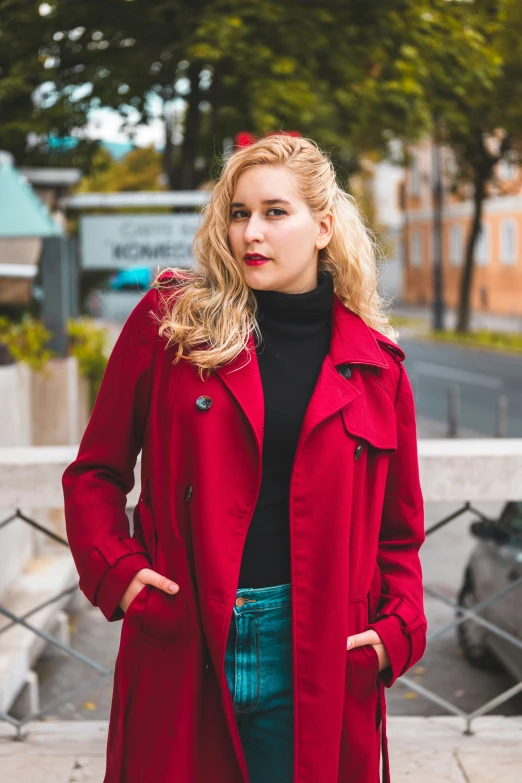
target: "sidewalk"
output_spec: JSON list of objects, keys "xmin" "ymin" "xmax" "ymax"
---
[{"xmin": 1, "ymin": 716, "xmax": 521, "ymax": 782}]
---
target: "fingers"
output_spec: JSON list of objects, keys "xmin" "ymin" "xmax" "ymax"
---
[
  {"xmin": 137, "ymin": 568, "xmax": 179, "ymax": 594},
  {"xmin": 346, "ymin": 629, "xmax": 381, "ymax": 650},
  {"xmin": 121, "ymin": 583, "xmax": 145, "ymax": 613}
]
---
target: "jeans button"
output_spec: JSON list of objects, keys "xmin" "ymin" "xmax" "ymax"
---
[{"xmin": 235, "ymin": 597, "xmax": 245, "ymax": 607}]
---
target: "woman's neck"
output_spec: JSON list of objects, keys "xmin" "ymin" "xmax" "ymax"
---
[{"xmin": 251, "ymin": 270, "xmax": 334, "ymax": 325}]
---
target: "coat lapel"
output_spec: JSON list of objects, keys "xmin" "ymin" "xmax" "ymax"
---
[
  {"xmin": 298, "ymin": 295, "xmax": 391, "ymax": 446},
  {"xmin": 214, "ymin": 332, "xmax": 264, "ymax": 458},
  {"xmin": 213, "ymin": 293, "xmax": 393, "ymax": 453}
]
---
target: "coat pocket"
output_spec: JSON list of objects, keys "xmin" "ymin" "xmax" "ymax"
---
[
  {"xmin": 140, "ymin": 536, "xmax": 189, "ymax": 647},
  {"xmin": 123, "ymin": 584, "xmax": 148, "ymax": 618},
  {"xmin": 345, "ymin": 597, "xmax": 380, "ymax": 694},
  {"xmin": 140, "ymin": 586, "xmax": 186, "ymax": 646}
]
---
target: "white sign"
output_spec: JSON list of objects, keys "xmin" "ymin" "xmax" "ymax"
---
[{"xmin": 80, "ymin": 214, "xmax": 202, "ymax": 269}]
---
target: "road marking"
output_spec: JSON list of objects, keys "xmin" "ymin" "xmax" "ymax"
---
[{"xmin": 411, "ymin": 361, "xmax": 503, "ymax": 390}]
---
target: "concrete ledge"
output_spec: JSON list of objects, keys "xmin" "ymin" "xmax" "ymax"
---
[
  {"xmin": 418, "ymin": 439, "xmax": 522, "ymax": 501},
  {"xmin": 2, "ymin": 439, "xmax": 522, "ymax": 508},
  {"xmin": 0, "ymin": 552, "xmax": 77, "ymax": 715},
  {"xmin": 0, "ymin": 446, "xmax": 141, "ymax": 508},
  {"xmin": 0, "ymin": 717, "xmax": 520, "ymax": 781}
]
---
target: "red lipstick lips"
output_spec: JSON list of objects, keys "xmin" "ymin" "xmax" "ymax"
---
[{"xmin": 243, "ymin": 253, "xmax": 270, "ymax": 266}]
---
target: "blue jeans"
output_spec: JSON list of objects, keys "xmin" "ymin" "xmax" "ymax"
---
[{"xmin": 224, "ymin": 583, "xmax": 294, "ymax": 783}]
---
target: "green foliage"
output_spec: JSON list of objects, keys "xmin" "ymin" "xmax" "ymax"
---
[
  {"xmin": 0, "ymin": 315, "xmax": 109, "ymax": 409},
  {"xmin": 0, "ymin": 0, "xmax": 91, "ymax": 166},
  {"xmin": 77, "ymin": 146, "xmax": 164, "ymax": 193},
  {"xmin": 1, "ymin": 0, "xmax": 520, "ymax": 210},
  {"xmin": 415, "ymin": 0, "xmax": 522, "ymax": 332},
  {"xmin": 66, "ymin": 319, "xmax": 108, "ymax": 408},
  {"xmin": 428, "ymin": 329, "xmax": 522, "ymax": 355},
  {"xmin": 7, "ymin": 0, "xmax": 497, "ymax": 186},
  {"xmin": 0, "ymin": 316, "xmax": 54, "ymax": 371}
]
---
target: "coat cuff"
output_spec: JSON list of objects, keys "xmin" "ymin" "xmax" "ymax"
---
[
  {"xmin": 95, "ymin": 552, "xmax": 151, "ymax": 622},
  {"xmin": 77, "ymin": 536, "xmax": 151, "ymax": 622},
  {"xmin": 368, "ymin": 615, "xmax": 410, "ymax": 688}
]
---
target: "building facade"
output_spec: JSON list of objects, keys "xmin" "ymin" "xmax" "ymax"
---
[{"xmin": 403, "ymin": 139, "xmax": 522, "ymax": 317}]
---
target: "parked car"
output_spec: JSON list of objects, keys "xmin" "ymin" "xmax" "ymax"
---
[
  {"xmin": 457, "ymin": 501, "xmax": 522, "ymax": 681},
  {"xmin": 85, "ymin": 268, "xmax": 152, "ymax": 322},
  {"xmin": 109, "ymin": 267, "xmax": 152, "ymax": 291}
]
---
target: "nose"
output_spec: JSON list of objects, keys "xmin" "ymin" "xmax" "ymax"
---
[{"xmin": 243, "ymin": 214, "xmax": 265, "ymax": 244}]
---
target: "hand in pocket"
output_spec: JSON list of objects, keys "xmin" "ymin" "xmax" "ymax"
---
[
  {"xmin": 346, "ymin": 629, "xmax": 390, "ymax": 672},
  {"xmin": 120, "ymin": 568, "xmax": 179, "ymax": 613}
]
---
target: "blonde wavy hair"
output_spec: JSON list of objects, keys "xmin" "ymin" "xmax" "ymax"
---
[{"xmin": 154, "ymin": 134, "xmax": 396, "ymax": 376}]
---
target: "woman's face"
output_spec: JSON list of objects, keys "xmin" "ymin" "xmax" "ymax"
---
[{"xmin": 227, "ymin": 164, "xmax": 333, "ymax": 294}]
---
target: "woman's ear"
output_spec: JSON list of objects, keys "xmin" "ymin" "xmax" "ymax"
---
[{"xmin": 316, "ymin": 213, "xmax": 334, "ymax": 250}]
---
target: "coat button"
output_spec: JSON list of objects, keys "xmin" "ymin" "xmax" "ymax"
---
[
  {"xmin": 195, "ymin": 395, "xmax": 212, "ymax": 411},
  {"xmin": 337, "ymin": 363, "xmax": 352, "ymax": 379},
  {"xmin": 184, "ymin": 484, "xmax": 193, "ymax": 501},
  {"xmin": 354, "ymin": 445, "xmax": 364, "ymax": 460}
]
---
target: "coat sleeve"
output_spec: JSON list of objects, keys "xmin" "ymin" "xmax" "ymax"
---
[
  {"xmin": 368, "ymin": 361, "xmax": 427, "ymax": 687},
  {"xmin": 62, "ymin": 288, "xmax": 159, "ymax": 622}
]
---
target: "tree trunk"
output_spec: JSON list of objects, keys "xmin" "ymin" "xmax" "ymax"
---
[
  {"xmin": 171, "ymin": 62, "xmax": 203, "ymax": 191},
  {"xmin": 456, "ymin": 167, "xmax": 487, "ymax": 333},
  {"xmin": 163, "ymin": 107, "xmax": 175, "ymax": 191}
]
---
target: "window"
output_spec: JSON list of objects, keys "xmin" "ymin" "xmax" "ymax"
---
[
  {"xmin": 410, "ymin": 156, "xmax": 420, "ymax": 198},
  {"xmin": 475, "ymin": 223, "xmax": 490, "ymax": 266},
  {"xmin": 500, "ymin": 219, "xmax": 518, "ymax": 265},
  {"xmin": 410, "ymin": 228, "xmax": 423, "ymax": 267},
  {"xmin": 498, "ymin": 152, "xmax": 518, "ymax": 181},
  {"xmin": 449, "ymin": 224, "xmax": 463, "ymax": 266},
  {"xmin": 498, "ymin": 502, "xmax": 522, "ymax": 542}
]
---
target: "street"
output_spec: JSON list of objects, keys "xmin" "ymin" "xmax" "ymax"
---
[{"xmin": 401, "ymin": 337, "xmax": 522, "ymax": 438}]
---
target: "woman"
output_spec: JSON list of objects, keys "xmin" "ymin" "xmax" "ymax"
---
[{"xmin": 63, "ymin": 135, "xmax": 426, "ymax": 783}]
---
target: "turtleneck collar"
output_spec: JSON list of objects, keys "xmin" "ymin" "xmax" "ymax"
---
[{"xmin": 251, "ymin": 269, "xmax": 334, "ymax": 326}]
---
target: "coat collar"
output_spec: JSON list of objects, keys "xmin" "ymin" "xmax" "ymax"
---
[
  {"xmin": 329, "ymin": 294, "xmax": 393, "ymax": 369},
  {"xmin": 213, "ymin": 294, "xmax": 397, "ymax": 457}
]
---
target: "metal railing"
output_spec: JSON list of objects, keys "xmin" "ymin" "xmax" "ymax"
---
[
  {"xmin": 0, "ymin": 441, "xmax": 521, "ymax": 739},
  {"xmin": 398, "ymin": 501, "xmax": 522, "ymax": 733},
  {"xmin": 0, "ymin": 508, "xmax": 113, "ymax": 738}
]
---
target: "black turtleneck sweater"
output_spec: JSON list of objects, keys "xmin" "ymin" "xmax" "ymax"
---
[{"xmin": 238, "ymin": 270, "xmax": 334, "ymax": 588}]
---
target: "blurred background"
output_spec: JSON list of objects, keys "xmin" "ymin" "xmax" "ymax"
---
[{"xmin": 0, "ymin": 1, "xmax": 521, "ymax": 777}]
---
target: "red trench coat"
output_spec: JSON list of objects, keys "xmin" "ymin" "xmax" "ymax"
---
[{"xmin": 63, "ymin": 284, "xmax": 426, "ymax": 783}]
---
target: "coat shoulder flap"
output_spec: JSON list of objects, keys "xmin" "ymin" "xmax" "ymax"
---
[{"xmin": 341, "ymin": 335, "xmax": 405, "ymax": 452}]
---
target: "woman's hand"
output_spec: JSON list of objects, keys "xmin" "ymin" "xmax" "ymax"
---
[
  {"xmin": 119, "ymin": 568, "xmax": 179, "ymax": 613},
  {"xmin": 346, "ymin": 629, "xmax": 390, "ymax": 672}
]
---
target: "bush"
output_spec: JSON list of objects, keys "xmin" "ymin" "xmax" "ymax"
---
[
  {"xmin": 0, "ymin": 316, "xmax": 54, "ymax": 371},
  {"xmin": 429, "ymin": 329, "xmax": 522, "ymax": 353},
  {"xmin": 0, "ymin": 316, "xmax": 109, "ymax": 411},
  {"xmin": 66, "ymin": 319, "xmax": 109, "ymax": 409}
]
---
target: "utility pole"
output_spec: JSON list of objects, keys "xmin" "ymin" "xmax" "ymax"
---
[
  {"xmin": 432, "ymin": 116, "xmax": 446, "ymax": 332},
  {"xmin": 41, "ymin": 236, "xmax": 77, "ymax": 355}
]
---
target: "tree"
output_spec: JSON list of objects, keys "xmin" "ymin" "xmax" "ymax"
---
[
  {"xmin": 37, "ymin": 0, "xmax": 329, "ymax": 188},
  {"xmin": 0, "ymin": 0, "xmax": 95, "ymax": 168},
  {"xmin": 2, "ymin": 0, "xmax": 511, "ymax": 231},
  {"xmin": 76, "ymin": 145, "xmax": 164, "ymax": 192},
  {"xmin": 421, "ymin": 0, "xmax": 522, "ymax": 333},
  {"xmin": 36, "ymin": 0, "xmax": 497, "ymax": 189}
]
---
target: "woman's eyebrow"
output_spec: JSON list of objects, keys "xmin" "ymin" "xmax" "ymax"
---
[{"xmin": 230, "ymin": 198, "xmax": 291, "ymax": 207}]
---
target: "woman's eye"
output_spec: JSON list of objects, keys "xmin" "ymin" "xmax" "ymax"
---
[{"xmin": 231, "ymin": 208, "xmax": 287, "ymax": 219}]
